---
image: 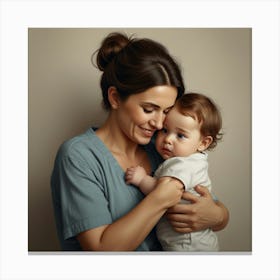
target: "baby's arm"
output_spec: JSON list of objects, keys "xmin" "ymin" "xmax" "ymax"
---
[{"xmin": 125, "ymin": 166, "xmax": 157, "ymax": 195}]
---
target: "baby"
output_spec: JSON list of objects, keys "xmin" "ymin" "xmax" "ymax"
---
[{"xmin": 125, "ymin": 93, "xmax": 223, "ymax": 251}]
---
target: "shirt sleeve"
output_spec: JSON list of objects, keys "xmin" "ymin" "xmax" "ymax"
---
[
  {"xmin": 52, "ymin": 147, "xmax": 113, "ymax": 240},
  {"xmin": 155, "ymin": 156, "xmax": 210, "ymax": 190}
]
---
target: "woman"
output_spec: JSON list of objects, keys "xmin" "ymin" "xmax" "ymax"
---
[{"xmin": 51, "ymin": 32, "xmax": 229, "ymax": 251}]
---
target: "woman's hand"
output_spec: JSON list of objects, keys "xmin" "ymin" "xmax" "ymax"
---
[{"xmin": 165, "ymin": 185, "xmax": 229, "ymax": 233}]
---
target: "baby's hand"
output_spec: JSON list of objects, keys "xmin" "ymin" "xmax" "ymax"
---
[{"xmin": 125, "ymin": 166, "xmax": 147, "ymax": 186}]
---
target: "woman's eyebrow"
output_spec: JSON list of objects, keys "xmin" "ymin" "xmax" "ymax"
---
[
  {"xmin": 141, "ymin": 102, "xmax": 174, "ymax": 111},
  {"xmin": 165, "ymin": 105, "xmax": 174, "ymax": 111},
  {"xmin": 141, "ymin": 102, "xmax": 160, "ymax": 108}
]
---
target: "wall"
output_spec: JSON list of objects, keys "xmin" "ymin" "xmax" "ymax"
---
[{"xmin": 28, "ymin": 28, "xmax": 251, "ymax": 252}]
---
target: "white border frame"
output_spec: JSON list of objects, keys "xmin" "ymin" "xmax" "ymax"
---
[{"xmin": 1, "ymin": 0, "xmax": 279, "ymax": 279}]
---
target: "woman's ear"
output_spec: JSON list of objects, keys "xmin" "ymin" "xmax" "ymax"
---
[
  {"xmin": 198, "ymin": 136, "xmax": 213, "ymax": 152},
  {"xmin": 108, "ymin": 86, "xmax": 120, "ymax": 109}
]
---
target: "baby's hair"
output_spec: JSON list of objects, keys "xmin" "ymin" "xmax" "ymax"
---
[
  {"xmin": 92, "ymin": 32, "xmax": 185, "ymax": 110},
  {"xmin": 176, "ymin": 93, "xmax": 223, "ymax": 150}
]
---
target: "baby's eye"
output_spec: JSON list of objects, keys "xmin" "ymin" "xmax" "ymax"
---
[
  {"xmin": 177, "ymin": 133, "xmax": 187, "ymax": 139},
  {"xmin": 161, "ymin": 128, "xmax": 168, "ymax": 134}
]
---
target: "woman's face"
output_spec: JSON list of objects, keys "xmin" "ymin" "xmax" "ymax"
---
[{"xmin": 116, "ymin": 85, "xmax": 177, "ymax": 145}]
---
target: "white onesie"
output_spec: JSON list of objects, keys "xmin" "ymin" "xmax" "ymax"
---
[{"xmin": 155, "ymin": 152, "xmax": 219, "ymax": 252}]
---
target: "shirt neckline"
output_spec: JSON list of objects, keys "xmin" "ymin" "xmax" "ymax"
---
[{"xmin": 86, "ymin": 127, "xmax": 154, "ymax": 174}]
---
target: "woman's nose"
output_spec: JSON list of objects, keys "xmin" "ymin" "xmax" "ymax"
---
[{"xmin": 150, "ymin": 113, "xmax": 164, "ymax": 130}]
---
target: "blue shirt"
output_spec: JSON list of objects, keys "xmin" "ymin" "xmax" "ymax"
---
[{"xmin": 51, "ymin": 128, "xmax": 163, "ymax": 251}]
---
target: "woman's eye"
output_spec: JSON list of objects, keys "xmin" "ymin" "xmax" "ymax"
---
[{"xmin": 143, "ymin": 108, "xmax": 153, "ymax": 113}]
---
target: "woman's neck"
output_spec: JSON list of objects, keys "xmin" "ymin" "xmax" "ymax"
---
[
  {"xmin": 96, "ymin": 114, "xmax": 138, "ymax": 157},
  {"xmin": 96, "ymin": 114, "xmax": 151, "ymax": 173}
]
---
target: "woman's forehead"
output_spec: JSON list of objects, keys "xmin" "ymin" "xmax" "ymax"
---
[{"xmin": 130, "ymin": 86, "xmax": 177, "ymax": 106}]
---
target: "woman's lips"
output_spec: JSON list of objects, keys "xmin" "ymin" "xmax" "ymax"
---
[{"xmin": 140, "ymin": 127, "xmax": 155, "ymax": 137}]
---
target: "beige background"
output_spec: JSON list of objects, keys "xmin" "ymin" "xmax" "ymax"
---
[{"xmin": 28, "ymin": 28, "xmax": 251, "ymax": 252}]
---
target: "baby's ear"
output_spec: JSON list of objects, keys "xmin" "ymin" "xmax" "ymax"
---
[{"xmin": 198, "ymin": 136, "xmax": 213, "ymax": 152}]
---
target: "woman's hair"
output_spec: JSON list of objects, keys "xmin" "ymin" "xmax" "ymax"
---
[
  {"xmin": 176, "ymin": 93, "xmax": 223, "ymax": 150},
  {"xmin": 92, "ymin": 32, "xmax": 185, "ymax": 110}
]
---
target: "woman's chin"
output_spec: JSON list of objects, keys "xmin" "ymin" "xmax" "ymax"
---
[{"xmin": 135, "ymin": 134, "xmax": 153, "ymax": 145}]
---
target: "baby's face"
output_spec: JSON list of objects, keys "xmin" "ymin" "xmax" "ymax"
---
[{"xmin": 155, "ymin": 107, "xmax": 203, "ymax": 159}]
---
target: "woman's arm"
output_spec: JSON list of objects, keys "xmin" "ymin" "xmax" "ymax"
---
[
  {"xmin": 77, "ymin": 177, "xmax": 184, "ymax": 251},
  {"xmin": 166, "ymin": 185, "xmax": 229, "ymax": 233}
]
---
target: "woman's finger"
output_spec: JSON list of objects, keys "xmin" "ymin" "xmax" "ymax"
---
[
  {"xmin": 193, "ymin": 185, "xmax": 211, "ymax": 197},
  {"xmin": 180, "ymin": 191, "xmax": 200, "ymax": 203},
  {"xmin": 166, "ymin": 213, "xmax": 191, "ymax": 223},
  {"xmin": 172, "ymin": 227, "xmax": 193, "ymax": 234},
  {"xmin": 166, "ymin": 203, "xmax": 195, "ymax": 214},
  {"xmin": 167, "ymin": 220, "xmax": 190, "ymax": 228}
]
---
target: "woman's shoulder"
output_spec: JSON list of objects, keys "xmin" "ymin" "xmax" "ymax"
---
[{"xmin": 55, "ymin": 128, "xmax": 103, "ymax": 161}]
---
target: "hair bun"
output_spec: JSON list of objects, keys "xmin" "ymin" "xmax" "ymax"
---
[{"xmin": 96, "ymin": 32, "xmax": 131, "ymax": 71}]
